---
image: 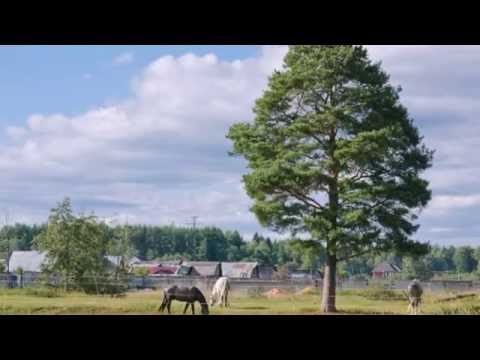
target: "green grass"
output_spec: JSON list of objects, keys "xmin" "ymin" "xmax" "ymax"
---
[{"xmin": 0, "ymin": 287, "xmax": 478, "ymax": 315}]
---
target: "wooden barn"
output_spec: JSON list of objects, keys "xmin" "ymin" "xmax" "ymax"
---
[
  {"xmin": 182, "ymin": 261, "xmax": 221, "ymax": 278},
  {"xmin": 220, "ymin": 262, "xmax": 277, "ymax": 279},
  {"xmin": 371, "ymin": 262, "xmax": 401, "ymax": 279}
]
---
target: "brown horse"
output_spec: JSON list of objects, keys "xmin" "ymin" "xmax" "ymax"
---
[{"xmin": 158, "ymin": 286, "xmax": 209, "ymax": 315}]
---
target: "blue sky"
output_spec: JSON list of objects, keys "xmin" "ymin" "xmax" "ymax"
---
[
  {"xmin": 1, "ymin": 45, "xmax": 480, "ymax": 246},
  {"xmin": 0, "ymin": 46, "xmax": 258, "ymax": 128}
]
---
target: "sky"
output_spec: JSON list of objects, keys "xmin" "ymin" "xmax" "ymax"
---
[{"xmin": 0, "ymin": 45, "xmax": 480, "ymax": 246}]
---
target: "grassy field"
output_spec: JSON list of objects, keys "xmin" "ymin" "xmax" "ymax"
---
[{"xmin": 0, "ymin": 287, "xmax": 479, "ymax": 315}]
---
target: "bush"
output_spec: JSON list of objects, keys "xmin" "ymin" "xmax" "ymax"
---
[
  {"xmin": 24, "ymin": 287, "xmax": 64, "ymax": 298},
  {"xmin": 133, "ymin": 267, "xmax": 149, "ymax": 277}
]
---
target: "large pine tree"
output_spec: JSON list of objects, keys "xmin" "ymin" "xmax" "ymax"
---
[{"xmin": 228, "ymin": 45, "xmax": 433, "ymax": 312}]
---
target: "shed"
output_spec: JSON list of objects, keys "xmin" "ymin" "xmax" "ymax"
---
[
  {"xmin": 183, "ymin": 261, "xmax": 221, "ymax": 278},
  {"xmin": 149, "ymin": 265, "xmax": 180, "ymax": 275},
  {"xmin": 128, "ymin": 257, "xmax": 142, "ymax": 265},
  {"xmin": 221, "ymin": 262, "xmax": 259, "ymax": 279},
  {"xmin": 149, "ymin": 263, "xmax": 198, "ymax": 276},
  {"xmin": 257, "ymin": 264, "xmax": 278, "ymax": 280},
  {"xmin": 372, "ymin": 262, "xmax": 401, "ymax": 279},
  {"xmin": 105, "ymin": 255, "xmax": 122, "ymax": 268},
  {"xmin": 8, "ymin": 251, "xmax": 48, "ymax": 273}
]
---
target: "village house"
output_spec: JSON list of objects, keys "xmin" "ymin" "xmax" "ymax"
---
[
  {"xmin": 221, "ymin": 262, "xmax": 258, "ymax": 279},
  {"xmin": 8, "ymin": 250, "xmax": 48, "ymax": 274},
  {"xmin": 257, "ymin": 264, "xmax": 278, "ymax": 280},
  {"xmin": 182, "ymin": 261, "xmax": 221, "ymax": 278},
  {"xmin": 8, "ymin": 250, "xmax": 139, "ymax": 276},
  {"xmin": 220, "ymin": 262, "xmax": 277, "ymax": 280},
  {"xmin": 371, "ymin": 262, "xmax": 401, "ymax": 280}
]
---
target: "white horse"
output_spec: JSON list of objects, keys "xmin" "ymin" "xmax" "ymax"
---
[
  {"xmin": 407, "ymin": 279, "xmax": 423, "ymax": 315},
  {"xmin": 210, "ymin": 277, "xmax": 230, "ymax": 307}
]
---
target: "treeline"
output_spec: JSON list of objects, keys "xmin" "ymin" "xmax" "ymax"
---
[
  {"xmin": 1, "ymin": 199, "xmax": 480, "ymax": 281},
  {"xmin": 3, "ymin": 220, "xmax": 480, "ymax": 280},
  {"xmin": 0, "ymin": 221, "xmax": 323, "ymax": 271},
  {"xmin": 340, "ymin": 246, "xmax": 480, "ymax": 281}
]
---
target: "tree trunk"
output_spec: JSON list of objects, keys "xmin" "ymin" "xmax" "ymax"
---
[{"xmin": 321, "ymin": 253, "xmax": 337, "ymax": 313}]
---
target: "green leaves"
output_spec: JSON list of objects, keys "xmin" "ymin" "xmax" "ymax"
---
[
  {"xmin": 35, "ymin": 197, "xmax": 110, "ymax": 291},
  {"xmin": 228, "ymin": 45, "xmax": 433, "ymax": 261}
]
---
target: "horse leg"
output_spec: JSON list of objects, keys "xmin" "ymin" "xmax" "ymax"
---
[
  {"xmin": 191, "ymin": 303, "xmax": 195, "ymax": 315},
  {"xmin": 167, "ymin": 300, "xmax": 172, "ymax": 314},
  {"xmin": 159, "ymin": 296, "xmax": 167, "ymax": 313},
  {"xmin": 225, "ymin": 292, "xmax": 229, "ymax": 307},
  {"xmin": 183, "ymin": 303, "xmax": 190, "ymax": 314}
]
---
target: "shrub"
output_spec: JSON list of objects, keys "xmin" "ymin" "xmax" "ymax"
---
[
  {"xmin": 24, "ymin": 287, "xmax": 64, "ymax": 298},
  {"xmin": 133, "ymin": 267, "xmax": 149, "ymax": 277}
]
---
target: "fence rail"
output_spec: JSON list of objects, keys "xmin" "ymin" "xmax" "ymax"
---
[{"xmin": 1, "ymin": 272, "xmax": 480, "ymax": 293}]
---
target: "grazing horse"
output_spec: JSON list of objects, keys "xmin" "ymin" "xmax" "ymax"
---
[
  {"xmin": 407, "ymin": 279, "xmax": 423, "ymax": 315},
  {"xmin": 210, "ymin": 277, "xmax": 230, "ymax": 307},
  {"xmin": 158, "ymin": 286, "xmax": 209, "ymax": 315}
]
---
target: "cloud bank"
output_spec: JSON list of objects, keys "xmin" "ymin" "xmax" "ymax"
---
[{"xmin": 2, "ymin": 45, "xmax": 480, "ymax": 244}]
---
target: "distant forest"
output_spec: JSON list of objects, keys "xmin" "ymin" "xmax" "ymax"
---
[{"xmin": 1, "ymin": 223, "xmax": 480, "ymax": 280}]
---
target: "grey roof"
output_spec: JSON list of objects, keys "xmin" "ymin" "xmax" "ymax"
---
[
  {"xmin": 131, "ymin": 260, "xmax": 160, "ymax": 268},
  {"xmin": 183, "ymin": 261, "xmax": 221, "ymax": 277},
  {"xmin": 129, "ymin": 257, "xmax": 141, "ymax": 265},
  {"xmin": 8, "ymin": 251, "xmax": 48, "ymax": 273},
  {"xmin": 9, "ymin": 251, "xmax": 137, "ymax": 273},
  {"xmin": 105, "ymin": 256, "xmax": 141, "ymax": 268},
  {"xmin": 176, "ymin": 265, "xmax": 200, "ymax": 276},
  {"xmin": 221, "ymin": 262, "xmax": 258, "ymax": 278},
  {"xmin": 373, "ymin": 262, "xmax": 401, "ymax": 273},
  {"xmin": 106, "ymin": 256, "xmax": 122, "ymax": 267}
]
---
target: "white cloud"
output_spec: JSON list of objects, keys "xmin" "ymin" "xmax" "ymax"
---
[
  {"xmin": 0, "ymin": 46, "xmax": 288, "ymax": 232},
  {"xmin": 2, "ymin": 45, "xmax": 480, "ymax": 244},
  {"xmin": 428, "ymin": 227, "xmax": 455, "ymax": 233},
  {"xmin": 425, "ymin": 194, "xmax": 480, "ymax": 216},
  {"xmin": 113, "ymin": 52, "xmax": 134, "ymax": 65}
]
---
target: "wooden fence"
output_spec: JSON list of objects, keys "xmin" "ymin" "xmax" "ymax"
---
[{"xmin": 0, "ymin": 272, "xmax": 478, "ymax": 293}]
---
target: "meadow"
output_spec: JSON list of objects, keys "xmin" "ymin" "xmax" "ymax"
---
[{"xmin": 0, "ymin": 287, "xmax": 479, "ymax": 315}]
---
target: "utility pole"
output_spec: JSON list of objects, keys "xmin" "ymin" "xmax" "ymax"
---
[{"xmin": 184, "ymin": 216, "xmax": 199, "ymax": 258}]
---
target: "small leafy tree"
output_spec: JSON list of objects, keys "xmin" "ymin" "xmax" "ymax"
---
[{"xmin": 35, "ymin": 198, "xmax": 109, "ymax": 293}]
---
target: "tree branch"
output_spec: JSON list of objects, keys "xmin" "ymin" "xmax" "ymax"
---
[
  {"xmin": 337, "ymin": 248, "xmax": 379, "ymax": 262},
  {"xmin": 275, "ymin": 186, "xmax": 325, "ymax": 211}
]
